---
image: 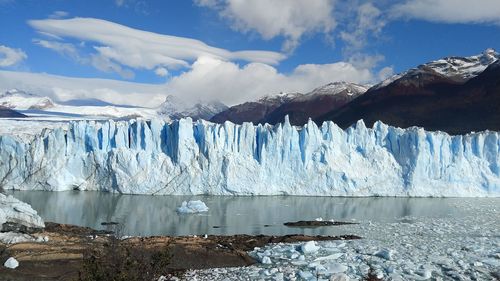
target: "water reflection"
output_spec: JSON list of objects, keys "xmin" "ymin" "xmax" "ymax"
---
[{"xmin": 8, "ymin": 191, "xmax": 475, "ymax": 236}]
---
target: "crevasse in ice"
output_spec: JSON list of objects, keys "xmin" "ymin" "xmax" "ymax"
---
[{"xmin": 0, "ymin": 116, "xmax": 498, "ymax": 196}]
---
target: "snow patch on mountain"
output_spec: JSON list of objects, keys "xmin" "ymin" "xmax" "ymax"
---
[
  {"xmin": 297, "ymin": 82, "xmax": 368, "ymax": 101},
  {"xmin": 257, "ymin": 92, "xmax": 303, "ymax": 105},
  {"xmin": 0, "ymin": 89, "xmax": 159, "ymax": 120},
  {"xmin": 0, "ymin": 89, "xmax": 54, "ymax": 110},
  {"xmin": 374, "ymin": 48, "xmax": 499, "ymax": 89},
  {"xmin": 426, "ymin": 48, "xmax": 499, "ymax": 80}
]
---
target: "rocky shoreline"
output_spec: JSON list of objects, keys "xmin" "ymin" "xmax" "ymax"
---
[{"xmin": 0, "ymin": 222, "xmax": 361, "ymax": 280}]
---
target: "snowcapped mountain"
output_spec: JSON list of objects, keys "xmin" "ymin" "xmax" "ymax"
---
[
  {"xmin": 211, "ymin": 82, "xmax": 368, "ymax": 125},
  {"xmin": 0, "ymin": 89, "xmax": 55, "ymax": 110},
  {"xmin": 374, "ymin": 48, "xmax": 499, "ymax": 89},
  {"xmin": 0, "ymin": 89, "xmax": 159, "ymax": 120},
  {"xmin": 318, "ymin": 50, "xmax": 500, "ymax": 134},
  {"xmin": 264, "ymin": 82, "xmax": 368, "ymax": 125},
  {"xmin": 210, "ymin": 92, "xmax": 302, "ymax": 124},
  {"xmin": 157, "ymin": 95, "xmax": 228, "ymax": 121},
  {"xmin": 425, "ymin": 48, "xmax": 498, "ymax": 80}
]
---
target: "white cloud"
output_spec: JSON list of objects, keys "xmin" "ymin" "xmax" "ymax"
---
[
  {"xmin": 195, "ymin": 0, "xmax": 336, "ymax": 52},
  {"xmin": 0, "ymin": 45, "xmax": 27, "ymax": 67},
  {"xmin": 155, "ymin": 67, "xmax": 168, "ymax": 77},
  {"xmin": 48, "ymin": 11, "xmax": 69, "ymax": 19},
  {"xmin": 0, "ymin": 55, "xmax": 381, "ymax": 106},
  {"xmin": 90, "ymin": 54, "xmax": 135, "ymax": 79},
  {"xmin": 391, "ymin": 0, "xmax": 500, "ymax": 25},
  {"xmin": 377, "ymin": 66, "xmax": 393, "ymax": 80},
  {"xmin": 0, "ymin": 70, "xmax": 167, "ymax": 107},
  {"xmin": 33, "ymin": 39, "xmax": 136, "ymax": 79},
  {"xmin": 340, "ymin": 3, "xmax": 386, "ymax": 53},
  {"xmin": 28, "ymin": 17, "xmax": 286, "ymax": 79},
  {"xmin": 33, "ymin": 39, "xmax": 84, "ymax": 62},
  {"xmin": 165, "ymin": 56, "xmax": 378, "ymax": 105}
]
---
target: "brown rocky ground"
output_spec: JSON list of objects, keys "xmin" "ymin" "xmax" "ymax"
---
[{"xmin": 0, "ymin": 222, "xmax": 361, "ymax": 281}]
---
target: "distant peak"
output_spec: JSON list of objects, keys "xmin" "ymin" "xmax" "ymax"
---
[
  {"xmin": 4, "ymin": 89, "xmax": 29, "ymax": 96},
  {"xmin": 484, "ymin": 48, "xmax": 497, "ymax": 55},
  {"xmin": 374, "ymin": 49, "xmax": 500, "ymax": 89},
  {"xmin": 0, "ymin": 88, "xmax": 54, "ymax": 110},
  {"xmin": 157, "ymin": 95, "xmax": 227, "ymax": 120}
]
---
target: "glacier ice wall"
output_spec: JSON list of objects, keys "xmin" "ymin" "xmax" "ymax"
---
[{"xmin": 0, "ymin": 117, "xmax": 498, "ymax": 196}]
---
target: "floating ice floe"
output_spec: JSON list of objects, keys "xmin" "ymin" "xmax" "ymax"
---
[
  {"xmin": 301, "ymin": 241, "xmax": 320, "ymax": 254},
  {"xmin": 374, "ymin": 248, "xmax": 395, "ymax": 260},
  {"xmin": 185, "ymin": 200, "xmax": 500, "ymax": 280},
  {"xmin": 4, "ymin": 257, "xmax": 19, "ymax": 269},
  {"xmin": 176, "ymin": 200, "xmax": 209, "ymax": 214}
]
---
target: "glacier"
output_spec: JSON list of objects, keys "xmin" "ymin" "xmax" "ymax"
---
[{"xmin": 0, "ymin": 117, "xmax": 498, "ymax": 196}]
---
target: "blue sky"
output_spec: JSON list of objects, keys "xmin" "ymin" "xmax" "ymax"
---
[{"xmin": 0, "ymin": 0, "xmax": 499, "ymax": 106}]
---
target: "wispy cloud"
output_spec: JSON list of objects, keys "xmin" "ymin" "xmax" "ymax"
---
[
  {"xmin": 28, "ymin": 17, "xmax": 286, "ymax": 78},
  {"xmin": 48, "ymin": 11, "xmax": 69, "ymax": 19},
  {"xmin": 0, "ymin": 45, "xmax": 27, "ymax": 67},
  {"xmin": 114, "ymin": 0, "xmax": 126, "ymax": 7},
  {"xmin": 33, "ymin": 39, "xmax": 83, "ymax": 62},
  {"xmin": 0, "ymin": 70, "xmax": 167, "ymax": 107},
  {"xmin": 391, "ymin": 0, "xmax": 500, "ymax": 25},
  {"xmin": 0, "ymin": 55, "xmax": 384, "ymax": 106},
  {"xmin": 114, "ymin": 0, "xmax": 149, "ymax": 15},
  {"xmin": 154, "ymin": 67, "xmax": 168, "ymax": 77}
]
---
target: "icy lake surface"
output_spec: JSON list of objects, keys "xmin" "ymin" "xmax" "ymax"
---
[
  {"xmin": 6, "ymin": 191, "xmax": 498, "ymax": 236},
  {"xmin": 8, "ymin": 191, "xmax": 500, "ymax": 280}
]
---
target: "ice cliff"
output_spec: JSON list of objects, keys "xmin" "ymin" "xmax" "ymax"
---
[{"xmin": 0, "ymin": 117, "xmax": 498, "ymax": 196}]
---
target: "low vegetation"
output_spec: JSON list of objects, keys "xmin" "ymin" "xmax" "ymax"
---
[{"xmin": 78, "ymin": 225, "xmax": 173, "ymax": 281}]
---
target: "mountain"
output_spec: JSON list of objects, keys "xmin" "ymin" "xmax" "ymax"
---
[
  {"xmin": 157, "ymin": 95, "xmax": 228, "ymax": 121},
  {"xmin": 210, "ymin": 82, "xmax": 368, "ymax": 125},
  {"xmin": 317, "ymin": 49, "xmax": 500, "ymax": 134},
  {"xmin": 210, "ymin": 92, "xmax": 301, "ymax": 124},
  {"xmin": 0, "ymin": 89, "xmax": 159, "ymax": 119},
  {"xmin": 372, "ymin": 48, "xmax": 499, "ymax": 91},
  {"xmin": 264, "ymin": 82, "xmax": 368, "ymax": 125},
  {"xmin": 0, "ymin": 89, "xmax": 55, "ymax": 110},
  {"xmin": 0, "ymin": 106, "xmax": 26, "ymax": 118}
]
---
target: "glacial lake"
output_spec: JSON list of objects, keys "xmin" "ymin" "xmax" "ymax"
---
[{"xmin": 7, "ymin": 190, "xmax": 496, "ymax": 237}]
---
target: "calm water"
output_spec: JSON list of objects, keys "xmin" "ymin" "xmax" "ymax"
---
[{"xmin": 8, "ymin": 190, "xmax": 489, "ymax": 237}]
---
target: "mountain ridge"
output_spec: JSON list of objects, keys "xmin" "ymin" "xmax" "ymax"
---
[
  {"xmin": 210, "ymin": 82, "xmax": 368, "ymax": 125},
  {"xmin": 157, "ymin": 95, "xmax": 228, "ymax": 121},
  {"xmin": 316, "ymin": 52, "xmax": 500, "ymax": 134}
]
